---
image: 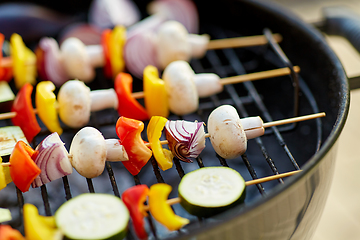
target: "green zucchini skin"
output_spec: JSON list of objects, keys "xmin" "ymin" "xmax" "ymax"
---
[
  {"xmin": 178, "ymin": 167, "xmax": 246, "ymax": 218},
  {"xmin": 63, "ymin": 229, "xmax": 127, "ymax": 240},
  {"xmin": 179, "ymin": 187, "xmax": 246, "ymax": 218}
]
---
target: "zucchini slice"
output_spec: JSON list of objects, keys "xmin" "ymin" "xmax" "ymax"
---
[
  {"xmin": 178, "ymin": 167, "xmax": 246, "ymax": 218},
  {"xmin": 55, "ymin": 193, "xmax": 129, "ymax": 240}
]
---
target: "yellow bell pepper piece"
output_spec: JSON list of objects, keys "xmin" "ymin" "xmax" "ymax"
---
[
  {"xmin": 0, "ymin": 156, "xmax": 12, "ymax": 190},
  {"xmin": 23, "ymin": 203, "xmax": 60, "ymax": 240},
  {"xmin": 147, "ymin": 116, "xmax": 173, "ymax": 171},
  {"xmin": 109, "ymin": 25, "xmax": 126, "ymax": 78},
  {"xmin": 148, "ymin": 183, "xmax": 189, "ymax": 231},
  {"xmin": 143, "ymin": 65, "xmax": 169, "ymax": 118},
  {"xmin": 10, "ymin": 33, "xmax": 37, "ymax": 89},
  {"xmin": 35, "ymin": 81, "xmax": 63, "ymax": 135}
]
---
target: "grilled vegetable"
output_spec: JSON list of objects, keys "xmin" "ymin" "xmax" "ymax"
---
[
  {"xmin": 23, "ymin": 204, "xmax": 59, "ymax": 240},
  {"xmin": 35, "ymin": 81, "xmax": 63, "ymax": 135},
  {"xmin": 165, "ymin": 119, "xmax": 205, "ymax": 162},
  {"xmin": 69, "ymin": 127, "xmax": 107, "ymax": 178},
  {"xmin": 114, "ymin": 72, "xmax": 149, "ymax": 121},
  {"xmin": 55, "ymin": 193, "xmax": 129, "ymax": 240},
  {"xmin": 9, "ymin": 140, "xmax": 40, "ymax": 192},
  {"xmin": 0, "ymin": 156, "xmax": 12, "ymax": 191},
  {"xmin": 0, "ymin": 208, "xmax": 12, "ymax": 223},
  {"xmin": 149, "ymin": 183, "xmax": 189, "ymax": 231},
  {"xmin": 147, "ymin": 116, "xmax": 174, "ymax": 171},
  {"xmin": 32, "ymin": 132, "xmax": 72, "ymax": 188},
  {"xmin": 207, "ymin": 105, "xmax": 247, "ymax": 159},
  {"xmin": 0, "ymin": 126, "xmax": 28, "ymax": 157},
  {"xmin": 116, "ymin": 116, "xmax": 152, "ymax": 175},
  {"xmin": 0, "ymin": 225, "xmax": 25, "ymax": 240},
  {"xmin": 11, "ymin": 83, "xmax": 41, "ymax": 143},
  {"xmin": 122, "ymin": 185, "xmax": 149, "ymax": 240},
  {"xmin": 178, "ymin": 167, "xmax": 246, "ymax": 218}
]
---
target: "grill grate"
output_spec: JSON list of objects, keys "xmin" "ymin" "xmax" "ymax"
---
[{"xmin": 0, "ymin": 24, "xmax": 323, "ymax": 240}]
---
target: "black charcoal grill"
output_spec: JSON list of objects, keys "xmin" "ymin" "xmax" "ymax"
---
[{"xmin": 0, "ymin": 0, "xmax": 349, "ymax": 240}]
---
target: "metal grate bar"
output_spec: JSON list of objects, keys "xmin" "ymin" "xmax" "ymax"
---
[
  {"xmin": 196, "ymin": 156, "xmax": 205, "ymax": 168},
  {"xmin": 151, "ymin": 156, "xmax": 165, "ymax": 183},
  {"xmin": 264, "ymin": 28, "xmax": 300, "ymax": 118},
  {"xmin": 62, "ymin": 176, "xmax": 72, "ymax": 200},
  {"xmin": 173, "ymin": 157, "xmax": 185, "ymax": 178},
  {"xmin": 241, "ymin": 153, "xmax": 266, "ymax": 194},
  {"xmin": 40, "ymin": 185, "xmax": 51, "ymax": 216},
  {"xmin": 15, "ymin": 187, "xmax": 24, "ymax": 226},
  {"xmin": 86, "ymin": 178, "xmax": 95, "ymax": 193},
  {"xmin": 204, "ymin": 47, "xmax": 278, "ymax": 187},
  {"xmin": 215, "ymin": 30, "xmax": 303, "ymax": 175},
  {"xmin": 105, "ymin": 162, "xmax": 120, "ymax": 198}
]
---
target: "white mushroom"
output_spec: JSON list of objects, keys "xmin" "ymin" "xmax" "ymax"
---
[
  {"xmin": 188, "ymin": 33, "xmax": 210, "ymax": 59},
  {"xmin": 207, "ymin": 105, "xmax": 247, "ymax": 159},
  {"xmin": 69, "ymin": 127, "xmax": 107, "ymax": 178},
  {"xmin": 58, "ymin": 80, "xmax": 91, "ymax": 128},
  {"xmin": 156, "ymin": 21, "xmax": 192, "ymax": 69},
  {"xmin": 60, "ymin": 37, "xmax": 97, "ymax": 83},
  {"xmin": 89, "ymin": 88, "xmax": 118, "ymax": 112},
  {"xmin": 105, "ymin": 139, "xmax": 128, "ymax": 162},
  {"xmin": 193, "ymin": 73, "xmax": 223, "ymax": 98},
  {"xmin": 163, "ymin": 60, "xmax": 198, "ymax": 116}
]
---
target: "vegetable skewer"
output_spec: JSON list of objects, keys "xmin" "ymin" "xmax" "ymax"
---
[
  {"xmin": 0, "ymin": 65, "xmax": 300, "ymax": 141},
  {"xmin": 0, "ymin": 34, "xmax": 282, "ymax": 68},
  {"xmin": 142, "ymin": 169, "xmax": 302, "ymax": 212},
  {"xmin": 0, "ymin": 112, "xmax": 325, "ymax": 167}
]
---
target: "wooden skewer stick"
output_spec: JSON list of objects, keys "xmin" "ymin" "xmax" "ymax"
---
[
  {"xmin": 0, "ymin": 66, "xmax": 300, "ymax": 121},
  {"xmin": 0, "ymin": 34, "xmax": 282, "ymax": 68},
  {"xmin": 153, "ymin": 112, "xmax": 326, "ymax": 147},
  {"xmin": 143, "ymin": 169, "xmax": 302, "ymax": 211},
  {"xmin": 114, "ymin": 66, "xmax": 300, "ymax": 100},
  {"xmin": 206, "ymin": 33, "xmax": 283, "ymax": 50}
]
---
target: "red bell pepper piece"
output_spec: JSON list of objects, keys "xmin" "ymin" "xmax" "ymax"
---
[
  {"xmin": 9, "ymin": 140, "xmax": 41, "ymax": 192},
  {"xmin": 0, "ymin": 225, "xmax": 25, "ymax": 240},
  {"xmin": 116, "ymin": 116, "xmax": 152, "ymax": 175},
  {"xmin": 101, "ymin": 29, "xmax": 112, "ymax": 79},
  {"xmin": 35, "ymin": 45, "xmax": 48, "ymax": 81},
  {"xmin": 122, "ymin": 184, "xmax": 149, "ymax": 240},
  {"xmin": 114, "ymin": 72, "xmax": 149, "ymax": 121},
  {"xmin": 0, "ymin": 33, "xmax": 13, "ymax": 82},
  {"xmin": 11, "ymin": 83, "xmax": 41, "ymax": 142}
]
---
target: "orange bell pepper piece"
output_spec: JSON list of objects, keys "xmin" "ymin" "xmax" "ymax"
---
[
  {"xmin": 0, "ymin": 225, "xmax": 25, "ymax": 240},
  {"xmin": 9, "ymin": 140, "xmax": 41, "ymax": 192},
  {"xmin": 116, "ymin": 116, "xmax": 152, "ymax": 175}
]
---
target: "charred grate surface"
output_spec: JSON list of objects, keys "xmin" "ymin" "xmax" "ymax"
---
[{"xmin": 0, "ymin": 25, "xmax": 323, "ymax": 240}]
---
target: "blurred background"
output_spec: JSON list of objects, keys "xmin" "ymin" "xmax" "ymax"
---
[{"xmin": 269, "ymin": 0, "xmax": 360, "ymax": 239}]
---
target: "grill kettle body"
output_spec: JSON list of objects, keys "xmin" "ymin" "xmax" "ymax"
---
[{"xmin": 173, "ymin": 1, "xmax": 349, "ymax": 239}]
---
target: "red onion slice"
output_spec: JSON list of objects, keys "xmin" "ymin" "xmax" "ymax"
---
[
  {"xmin": 148, "ymin": 0, "xmax": 199, "ymax": 34},
  {"xmin": 32, "ymin": 132, "xmax": 72, "ymax": 188},
  {"xmin": 165, "ymin": 120, "xmax": 205, "ymax": 162},
  {"xmin": 88, "ymin": 0, "xmax": 141, "ymax": 29},
  {"xmin": 124, "ymin": 30, "xmax": 160, "ymax": 79},
  {"xmin": 39, "ymin": 37, "xmax": 69, "ymax": 87}
]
